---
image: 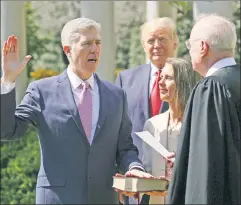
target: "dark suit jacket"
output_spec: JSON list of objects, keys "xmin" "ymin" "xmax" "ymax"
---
[
  {"xmin": 1, "ymin": 70, "xmax": 144, "ymax": 204},
  {"xmin": 116, "ymin": 64, "xmax": 169, "ymax": 160}
]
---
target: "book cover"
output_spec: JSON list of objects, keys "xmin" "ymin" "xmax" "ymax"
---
[{"xmin": 112, "ymin": 176, "xmax": 169, "ymax": 192}]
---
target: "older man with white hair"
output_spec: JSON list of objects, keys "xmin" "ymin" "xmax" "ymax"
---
[
  {"xmin": 167, "ymin": 14, "xmax": 240, "ymax": 204},
  {"xmin": 0, "ymin": 17, "xmax": 152, "ymax": 204}
]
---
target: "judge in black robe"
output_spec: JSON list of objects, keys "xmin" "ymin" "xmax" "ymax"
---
[
  {"xmin": 167, "ymin": 64, "xmax": 240, "ymax": 204},
  {"xmin": 166, "ymin": 15, "xmax": 240, "ymax": 205}
]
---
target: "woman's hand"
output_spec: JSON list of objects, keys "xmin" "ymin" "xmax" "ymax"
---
[{"xmin": 166, "ymin": 152, "xmax": 175, "ymax": 168}]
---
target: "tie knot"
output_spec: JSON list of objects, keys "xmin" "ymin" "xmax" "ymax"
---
[
  {"xmin": 81, "ymin": 81, "xmax": 90, "ymax": 90},
  {"xmin": 155, "ymin": 70, "xmax": 161, "ymax": 79},
  {"xmin": 156, "ymin": 70, "xmax": 161, "ymax": 75}
]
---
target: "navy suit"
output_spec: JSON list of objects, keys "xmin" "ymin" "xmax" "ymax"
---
[{"xmin": 1, "ymin": 70, "xmax": 144, "ymax": 204}]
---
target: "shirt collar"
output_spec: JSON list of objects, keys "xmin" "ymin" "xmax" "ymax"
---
[
  {"xmin": 67, "ymin": 66, "xmax": 94, "ymax": 90},
  {"xmin": 206, "ymin": 57, "xmax": 236, "ymax": 77},
  {"xmin": 150, "ymin": 62, "xmax": 160, "ymax": 77}
]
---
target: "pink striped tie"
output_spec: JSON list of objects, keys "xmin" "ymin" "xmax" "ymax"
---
[{"xmin": 78, "ymin": 81, "xmax": 92, "ymax": 143}]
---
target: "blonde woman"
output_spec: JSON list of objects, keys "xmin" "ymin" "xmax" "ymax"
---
[{"xmin": 142, "ymin": 57, "xmax": 200, "ymax": 204}]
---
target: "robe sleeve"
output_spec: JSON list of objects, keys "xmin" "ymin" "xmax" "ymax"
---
[{"xmin": 167, "ymin": 78, "xmax": 240, "ymax": 204}]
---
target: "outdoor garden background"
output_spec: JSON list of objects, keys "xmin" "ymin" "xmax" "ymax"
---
[{"xmin": 1, "ymin": 1, "xmax": 240, "ymax": 203}]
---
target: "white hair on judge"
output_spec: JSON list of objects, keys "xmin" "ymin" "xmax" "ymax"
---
[
  {"xmin": 192, "ymin": 13, "xmax": 237, "ymax": 54},
  {"xmin": 61, "ymin": 17, "xmax": 101, "ymax": 47}
]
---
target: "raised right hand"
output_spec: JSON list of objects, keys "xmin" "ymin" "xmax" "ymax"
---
[{"xmin": 1, "ymin": 35, "xmax": 31, "ymax": 83}]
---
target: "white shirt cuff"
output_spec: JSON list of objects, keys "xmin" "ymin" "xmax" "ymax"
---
[
  {"xmin": 129, "ymin": 165, "xmax": 145, "ymax": 172},
  {"xmin": 1, "ymin": 81, "xmax": 16, "ymax": 94}
]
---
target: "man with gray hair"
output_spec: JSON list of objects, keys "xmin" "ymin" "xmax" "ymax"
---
[
  {"xmin": 0, "ymin": 17, "xmax": 152, "ymax": 204},
  {"xmin": 167, "ymin": 14, "xmax": 240, "ymax": 204}
]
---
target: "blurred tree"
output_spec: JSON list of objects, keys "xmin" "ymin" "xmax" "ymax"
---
[
  {"xmin": 1, "ymin": 128, "xmax": 39, "ymax": 204},
  {"xmin": 115, "ymin": 1, "xmax": 146, "ymax": 69},
  {"xmin": 173, "ymin": 2, "xmax": 193, "ymax": 58},
  {"xmin": 25, "ymin": 2, "xmax": 51, "ymax": 75},
  {"xmin": 233, "ymin": 1, "xmax": 240, "ymax": 63},
  {"xmin": 116, "ymin": 20, "xmax": 146, "ymax": 69},
  {"xmin": 28, "ymin": 1, "xmax": 80, "ymax": 72},
  {"xmin": 128, "ymin": 22, "xmax": 146, "ymax": 68}
]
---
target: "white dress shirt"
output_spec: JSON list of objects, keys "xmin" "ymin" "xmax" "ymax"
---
[
  {"xmin": 1, "ymin": 80, "xmax": 16, "ymax": 94},
  {"xmin": 67, "ymin": 67, "xmax": 99, "ymax": 145},
  {"xmin": 206, "ymin": 57, "xmax": 236, "ymax": 77}
]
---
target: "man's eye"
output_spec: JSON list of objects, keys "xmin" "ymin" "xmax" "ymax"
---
[
  {"xmin": 82, "ymin": 42, "xmax": 90, "ymax": 46},
  {"xmin": 160, "ymin": 38, "xmax": 167, "ymax": 41},
  {"xmin": 148, "ymin": 39, "xmax": 154, "ymax": 43},
  {"xmin": 96, "ymin": 41, "xmax": 101, "ymax": 44}
]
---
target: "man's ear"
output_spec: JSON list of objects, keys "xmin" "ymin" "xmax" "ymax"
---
[
  {"xmin": 173, "ymin": 41, "xmax": 178, "ymax": 50},
  {"xmin": 141, "ymin": 40, "xmax": 147, "ymax": 53},
  {"xmin": 200, "ymin": 41, "xmax": 209, "ymax": 58},
  {"xmin": 63, "ymin": 46, "xmax": 70, "ymax": 55}
]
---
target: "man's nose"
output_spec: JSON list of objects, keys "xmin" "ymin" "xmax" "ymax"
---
[
  {"xmin": 90, "ymin": 42, "xmax": 98, "ymax": 52},
  {"xmin": 154, "ymin": 39, "xmax": 162, "ymax": 48}
]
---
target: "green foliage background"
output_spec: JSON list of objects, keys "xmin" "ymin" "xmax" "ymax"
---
[
  {"xmin": 1, "ymin": 1, "xmax": 240, "ymax": 204},
  {"xmin": 1, "ymin": 128, "xmax": 39, "ymax": 204}
]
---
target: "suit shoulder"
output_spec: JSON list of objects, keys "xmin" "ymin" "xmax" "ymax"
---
[
  {"xmin": 196, "ymin": 72, "xmax": 236, "ymax": 91},
  {"xmin": 118, "ymin": 64, "xmax": 150, "ymax": 76},
  {"xmin": 195, "ymin": 72, "xmax": 240, "ymax": 103},
  {"xmin": 101, "ymin": 79, "xmax": 125, "ymax": 93},
  {"xmin": 31, "ymin": 75, "xmax": 58, "ymax": 87},
  {"xmin": 27, "ymin": 75, "xmax": 59, "ymax": 94},
  {"xmin": 145, "ymin": 111, "xmax": 169, "ymax": 130},
  {"xmin": 149, "ymin": 112, "xmax": 169, "ymax": 125}
]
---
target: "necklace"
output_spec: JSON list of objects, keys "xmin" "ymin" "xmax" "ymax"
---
[
  {"xmin": 168, "ymin": 123, "xmax": 175, "ymax": 135},
  {"xmin": 168, "ymin": 121, "xmax": 180, "ymax": 135}
]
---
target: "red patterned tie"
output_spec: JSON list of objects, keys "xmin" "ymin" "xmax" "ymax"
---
[{"xmin": 150, "ymin": 70, "xmax": 162, "ymax": 116}]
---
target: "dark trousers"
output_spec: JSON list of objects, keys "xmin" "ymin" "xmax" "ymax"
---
[{"xmin": 121, "ymin": 194, "xmax": 150, "ymax": 204}]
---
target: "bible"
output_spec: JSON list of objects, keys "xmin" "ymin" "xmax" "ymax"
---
[{"xmin": 112, "ymin": 176, "xmax": 169, "ymax": 192}]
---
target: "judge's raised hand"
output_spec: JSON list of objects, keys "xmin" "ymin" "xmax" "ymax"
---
[{"xmin": 1, "ymin": 35, "xmax": 32, "ymax": 83}]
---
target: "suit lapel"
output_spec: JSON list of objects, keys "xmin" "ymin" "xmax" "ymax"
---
[
  {"xmin": 92, "ymin": 74, "xmax": 109, "ymax": 142},
  {"xmin": 141, "ymin": 64, "xmax": 152, "ymax": 119},
  {"xmin": 57, "ymin": 70, "xmax": 88, "ymax": 143}
]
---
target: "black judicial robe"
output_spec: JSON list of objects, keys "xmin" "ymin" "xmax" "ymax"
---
[{"xmin": 167, "ymin": 65, "xmax": 240, "ymax": 204}]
